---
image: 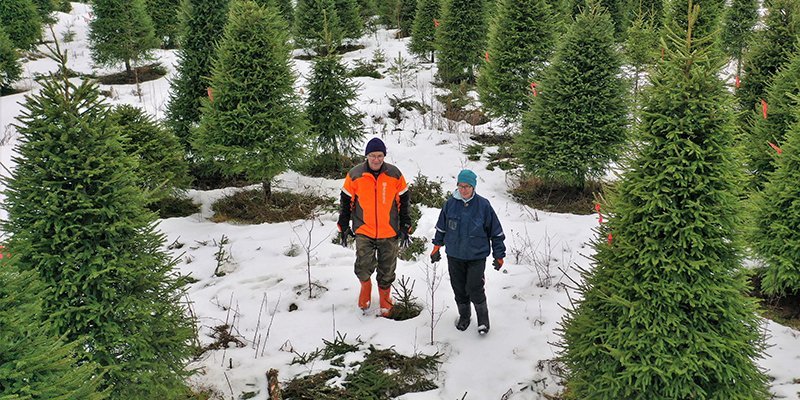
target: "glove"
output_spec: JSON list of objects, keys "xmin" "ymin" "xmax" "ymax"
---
[
  {"xmin": 338, "ymin": 224, "xmax": 354, "ymax": 247},
  {"xmin": 398, "ymin": 223, "xmax": 413, "ymax": 249},
  {"xmin": 492, "ymin": 258, "xmax": 504, "ymax": 270},
  {"xmin": 430, "ymin": 245, "xmax": 442, "ymax": 263}
]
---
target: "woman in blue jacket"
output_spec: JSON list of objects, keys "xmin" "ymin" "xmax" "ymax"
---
[{"xmin": 430, "ymin": 169, "xmax": 506, "ymax": 335}]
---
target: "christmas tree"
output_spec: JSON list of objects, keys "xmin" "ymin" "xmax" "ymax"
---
[
  {"xmin": 558, "ymin": 5, "xmax": 770, "ymax": 399},
  {"xmin": 194, "ymin": 0, "xmax": 307, "ymax": 198},
  {"xmin": 517, "ymin": 3, "xmax": 626, "ymax": 188},
  {"xmin": 0, "ymin": 0, "xmax": 41, "ymax": 50},
  {"xmin": 408, "ymin": 0, "xmax": 440, "ymax": 62},
  {"xmin": 88, "ymin": 0, "xmax": 159, "ymax": 79},
  {"xmin": 3, "ymin": 45, "xmax": 195, "ymax": 400},
  {"xmin": 164, "ymin": 0, "xmax": 230, "ymax": 149},
  {"xmin": 145, "ymin": 0, "xmax": 182, "ymax": 48},
  {"xmin": 720, "ymin": 0, "xmax": 757, "ymax": 77},
  {"xmin": 477, "ymin": 0, "xmax": 555, "ymax": 122},
  {"xmin": 0, "ymin": 26, "xmax": 22, "ymax": 91},
  {"xmin": 435, "ymin": 0, "xmax": 486, "ymax": 84}
]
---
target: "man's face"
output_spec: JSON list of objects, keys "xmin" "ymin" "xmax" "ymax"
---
[{"xmin": 367, "ymin": 151, "xmax": 384, "ymax": 171}]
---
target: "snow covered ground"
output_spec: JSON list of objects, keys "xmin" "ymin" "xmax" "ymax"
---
[{"xmin": 1, "ymin": 3, "xmax": 799, "ymax": 399}]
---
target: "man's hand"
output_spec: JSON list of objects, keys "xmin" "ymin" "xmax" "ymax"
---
[
  {"xmin": 398, "ymin": 224, "xmax": 413, "ymax": 249},
  {"xmin": 492, "ymin": 258, "xmax": 504, "ymax": 270},
  {"xmin": 430, "ymin": 245, "xmax": 442, "ymax": 263},
  {"xmin": 338, "ymin": 224, "xmax": 354, "ymax": 247}
]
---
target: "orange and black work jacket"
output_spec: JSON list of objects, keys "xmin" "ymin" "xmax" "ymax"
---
[{"xmin": 338, "ymin": 162, "xmax": 411, "ymax": 239}]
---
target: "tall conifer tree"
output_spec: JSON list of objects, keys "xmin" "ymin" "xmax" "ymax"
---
[
  {"xmin": 435, "ymin": 0, "xmax": 486, "ymax": 84},
  {"xmin": 752, "ymin": 101, "xmax": 800, "ymax": 297},
  {"xmin": 408, "ymin": 0, "xmax": 440, "ymax": 62},
  {"xmin": 194, "ymin": 0, "xmax": 307, "ymax": 198},
  {"xmin": 3, "ymin": 46, "xmax": 195, "ymax": 400},
  {"xmin": 164, "ymin": 0, "xmax": 230, "ymax": 149},
  {"xmin": 335, "ymin": 0, "xmax": 363, "ymax": 41},
  {"xmin": 736, "ymin": 0, "xmax": 800, "ymax": 116},
  {"xmin": 295, "ymin": 0, "xmax": 342, "ymax": 53},
  {"xmin": 145, "ymin": 0, "xmax": 182, "ymax": 48},
  {"xmin": 720, "ymin": 0, "xmax": 757, "ymax": 77},
  {"xmin": 477, "ymin": 0, "xmax": 555, "ymax": 122},
  {"xmin": 517, "ymin": 4, "xmax": 626, "ymax": 188},
  {"xmin": 558, "ymin": 5, "xmax": 770, "ymax": 399},
  {"xmin": 398, "ymin": 0, "xmax": 417, "ymax": 37},
  {"xmin": 89, "ymin": 0, "xmax": 159, "ymax": 78}
]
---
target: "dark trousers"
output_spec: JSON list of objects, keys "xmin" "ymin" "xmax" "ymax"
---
[
  {"xmin": 354, "ymin": 235, "xmax": 398, "ymax": 288},
  {"xmin": 447, "ymin": 256, "xmax": 486, "ymax": 305}
]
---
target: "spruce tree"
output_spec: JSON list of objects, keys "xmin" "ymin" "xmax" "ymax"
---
[
  {"xmin": 623, "ymin": 8, "xmax": 659, "ymax": 100},
  {"xmin": 663, "ymin": 0, "xmax": 725, "ymax": 42},
  {"xmin": 0, "ymin": 26, "xmax": 22, "ymax": 91},
  {"xmin": 145, "ymin": 0, "xmax": 181, "ymax": 48},
  {"xmin": 358, "ymin": 0, "xmax": 377, "ymax": 18},
  {"xmin": 335, "ymin": 0, "xmax": 363, "ymax": 41},
  {"xmin": 0, "ymin": 265, "xmax": 106, "ymax": 400},
  {"xmin": 88, "ymin": 0, "xmax": 160, "ymax": 78},
  {"xmin": 747, "ymin": 52, "xmax": 800, "ymax": 188},
  {"xmin": 558, "ymin": 7, "xmax": 770, "ymax": 399},
  {"xmin": 3, "ymin": 46, "xmax": 195, "ymax": 400},
  {"xmin": 295, "ymin": 0, "xmax": 342, "ymax": 53},
  {"xmin": 517, "ymin": 5, "xmax": 626, "ymax": 188},
  {"xmin": 164, "ymin": 0, "xmax": 230, "ymax": 149},
  {"xmin": 307, "ymin": 49, "xmax": 364, "ymax": 155},
  {"xmin": 276, "ymin": 0, "xmax": 295, "ymax": 25},
  {"xmin": 378, "ymin": 0, "xmax": 399, "ymax": 27},
  {"xmin": 0, "ymin": 0, "xmax": 41, "ymax": 50},
  {"xmin": 720, "ymin": 0, "xmax": 757, "ymax": 77},
  {"xmin": 752, "ymin": 101, "xmax": 800, "ymax": 297},
  {"xmin": 736, "ymin": 0, "xmax": 800, "ymax": 116},
  {"xmin": 435, "ymin": 0, "xmax": 487, "ymax": 84},
  {"xmin": 108, "ymin": 105, "xmax": 191, "ymax": 204},
  {"xmin": 408, "ymin": 0, "xmax": 440, "ymax": 62},
  {"xmin": 398, "ymin": 0, "xmax": 417, "ymax": 37},
  {"xmin": 477, "ymin": 0, "xmax": 555, "ymax": 122},
  {"xmin": 194, "ymin": 0, "xmax": 307, "ymax": 198}
]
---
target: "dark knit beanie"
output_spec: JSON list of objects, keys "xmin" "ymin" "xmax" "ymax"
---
[{"xmin": 365, "ymin": 137, "xmax": 387, "ymax": 155}]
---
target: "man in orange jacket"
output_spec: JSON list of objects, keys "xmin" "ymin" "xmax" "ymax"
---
[{"xmin": 337, "ymin": 138, "xmax": 412, "ymax": 317}]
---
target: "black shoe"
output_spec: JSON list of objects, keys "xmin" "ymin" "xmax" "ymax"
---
[
  {"xmin": 474, "ymin": 301, "xmax": 489, "ymax": 335},
  {"xmin": 455, "ymin": 303, "xmax": 471, "ymax": 331}
]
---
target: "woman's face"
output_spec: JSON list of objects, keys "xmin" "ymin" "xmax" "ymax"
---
[{"xmin": 457, "ymin": 183, "xmax": 474, "ymax": 199}]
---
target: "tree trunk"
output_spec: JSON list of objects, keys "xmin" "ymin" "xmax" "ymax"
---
[
  {"xmin": 267, "ymin": 369, "xmax": 281, "ymax": 400},
  {"xmin": 125, "ymin": 59, "xmax": 133, "ymax": 81},
  {"xmin": 262, "ymin": 180, "xmax": 272, "ymax": 203}
]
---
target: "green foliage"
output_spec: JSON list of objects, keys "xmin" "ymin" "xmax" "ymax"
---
[
  {"xmin": 145, "ymin": 0, "xmax": 182, "ymax": 48},
  {"xmin": 517, "ymin": 5, "xmax": 627, "ymax": 188},
  {"xmin": 295, "ymin": 0, "xmax": 342, "ymax": 52},
  {"xmin": 89, "ymin": 0, "xmax": 160, "ymax": 76},
  {"xmin": 307, "ymin": 52, "xmax": 364, "ymax": 155},
  {"xmin": 753, "ymin": 110, "xmax": 800, "ymax": 297},
  {"xmin": 0, "ymin": 265, "xmax": 107, "ymax": 400},
  {"xmin": 747, "ymin": 53, "xmax": 800, "ymax": 189},
  {"xmin": 0, "ymin": 0, "xmax": 41, "ymax": 50},
  {"xmin": 721, "ymin": 0, "xmax": 757, "ymax": 76},
  {"xmin": 408, "ymin": 172, "xmax": 446, "ymax": 208},
  {"xmin": 3, "ymin": 46, "xmax": 195, "ymax": 400},
  {"xmin": 147, "ymin": 195, "xmax": 200, "ymax": 218},
  {"xmin": 0, "ymin": 26, "xmax": 22, "ymax": 91},
  {"xmin": 408, "ymin": 0, "xmax": 439, "ymax": 61},
  {"xmin": 558, "ymin": 10, "xmax": 770, "ymax": 399},
  {"xmin": 292, "ymin": 152, "xmax": 360, "ymax": 178},
  {"xmin": 663, "ymin": 0, "xmax": 725, "ymax": 42},
  {"xmin": 388, "ymin": 276, "xmax": 424, "ymax": 319},
  {"xmin": 164, "ymin": 0, "xmax": 230, "ymax": 149},
  {"xmin": 623, "ymin": 8, "xmax": 658, "ymax": 99},
  {"xmin": 335, "ymin": 0, "xmax": 363, "ymax": 40},
  {"xmin": 107, "ymin": 104, "xmax": 191, "ymax": 204},
  {"xmin": 378, "ymin": 0, "xmax": 399, "ymax": 27},
  {"xmin": 255, "ymin": 0, "xmax": 294, "ymax": 25},
  {"xmin": 737, "ymin": 0, "xmax": 800, "ymax": 116},
  {"xmin": 31, "ymin": 0, "xmax": 56, "ymax": 24},
  {"xmin": 194, "ymin": 0, "xmax": 307, "ymax": 186},
  {"xmin": 349, "ymin": 57, "xmax": 383, "ymax": 78},
  {"xmin": 477, "ymin": 0, "xmax": 555, "ymax": 122},
  {"xmin": 398, "ymin": 0, "xmax": 417, "ymax": 37},
  {"xmin": 56, "ymin": 0, "xmax": 70, "ymax": 12},
  {"xmin": 435, "ymin": 0, "xmax": 486, "ymax": 84},
  {"xmin": 397, "ymin": 235, "xmax": 428, "ymax": 262}
]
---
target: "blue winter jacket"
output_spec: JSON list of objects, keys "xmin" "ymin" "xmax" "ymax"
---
[{"xmin": 432, "ymin": 192, "xmax": 506, "ymax": 261}]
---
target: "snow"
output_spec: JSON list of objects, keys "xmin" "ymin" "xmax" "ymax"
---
[{"xmin": 1, "ymin": 3, "xmax": 799, "ymax": 399}]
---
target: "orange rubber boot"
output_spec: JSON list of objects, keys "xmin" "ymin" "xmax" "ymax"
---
[
  {"xmin": 378, "ymin": 286, "xmax": 393, "ymax": 317},
  {"xmin": 358, "ymin": 280, "xmax": 372, "ymax": 310}
]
